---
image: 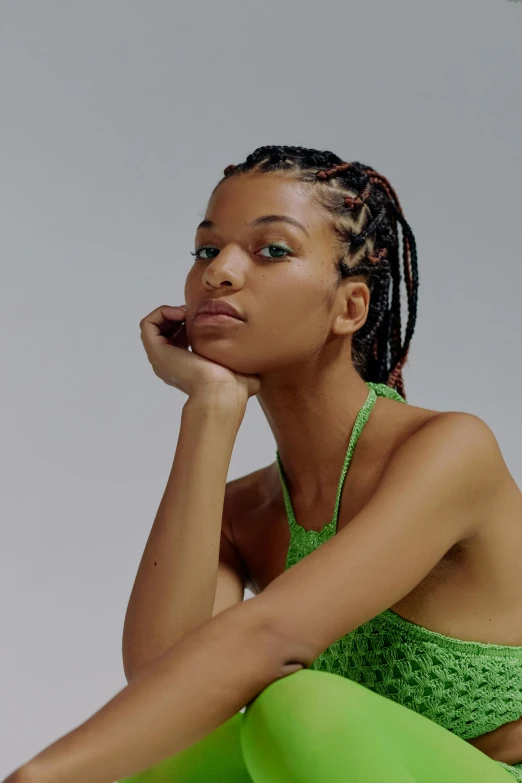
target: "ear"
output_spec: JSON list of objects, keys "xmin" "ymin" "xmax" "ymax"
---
[{"xmin": 331, "ymin": 280, "xmax": 371, "ymax": 337}]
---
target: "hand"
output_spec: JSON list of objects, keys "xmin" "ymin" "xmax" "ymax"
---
[
  {"xmin": 139, "ymin": 304, "xmax": 261, "ymax": 406},
  {"xmin": 467, "ymin": 715, "xmax": 522, "ymax": 766}
]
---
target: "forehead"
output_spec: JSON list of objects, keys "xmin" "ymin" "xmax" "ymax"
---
[{"xmin": 202, "ymin": 173, "xmax": 332, "ymax": 242}]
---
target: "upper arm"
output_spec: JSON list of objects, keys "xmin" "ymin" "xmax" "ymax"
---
[
  {"xmin": 212, "ymin": 484, "xmax": 248, "ymax": 617},
  {"xmin": 254, "ymin": 412, "xmax": 506, "ymax": 666}
]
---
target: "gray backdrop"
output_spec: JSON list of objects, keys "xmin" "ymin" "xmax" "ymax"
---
[{"xmin": 1, "ymin": 0, "xmax": 521, "ymax": 776}]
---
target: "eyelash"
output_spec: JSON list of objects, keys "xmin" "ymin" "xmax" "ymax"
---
[{"xmin": 190, "ymin": 242, "xmax": 292, "ymax": 262}]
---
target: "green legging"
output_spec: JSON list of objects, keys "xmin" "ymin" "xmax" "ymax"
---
[{"xmin": 119, "ymin": 668, "xmax": 515, "ymax": 782}]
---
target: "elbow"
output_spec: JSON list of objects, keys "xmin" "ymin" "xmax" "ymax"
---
[
  {"xmin": 266, "ymin": 629, "xmax": 314, "ymax": 675},
  {"xmin": 237, "ymin": 598, "xmax": 313, "ymax": 675},
  {"xmin": 261, "ymin": 624, "xmax": 310, "ymax": 678}
]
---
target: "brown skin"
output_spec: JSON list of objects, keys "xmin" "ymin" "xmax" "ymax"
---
[
  {"xmin": 7, "ymin": 174, "xmax": 522, "ymax": 783},
  {"xmin": 185, "ymin": 171, "xmax": 375, "ymax": 502},
  {"xmin": 184, "ymin": 172, "xmax": 522, "ymax": 760}
]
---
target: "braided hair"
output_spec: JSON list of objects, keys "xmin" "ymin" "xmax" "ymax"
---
[{"xmin": 215, "ymin": 145, "xmax": 418, "ymax": 400}]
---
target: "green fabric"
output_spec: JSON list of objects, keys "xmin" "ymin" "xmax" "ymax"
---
[
  {"xmin": 275, "ymin": 380, "xmax": 522, "ymax": 781},
  {"xmin": 119, "ymin": 668, "xmax": 514, "ymax": 781},
  {"xmin": 117, "ymin": 380, "xmax": 522, "ymax": 782}
]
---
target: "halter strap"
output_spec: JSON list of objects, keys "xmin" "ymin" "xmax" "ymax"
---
[{"xmin": 275, "ymin": 381, "xmax": 407, "ymax": 569}]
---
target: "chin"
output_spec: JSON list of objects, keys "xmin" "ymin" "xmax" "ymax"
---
[{"xmin": 192, "ymin": 342, "xmax": 260, "ymax": 375}]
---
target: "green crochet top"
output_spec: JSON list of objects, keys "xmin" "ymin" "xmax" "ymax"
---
[{"xmin": 276, "ymin": 381, "xmax": 522, "ymax": 781}]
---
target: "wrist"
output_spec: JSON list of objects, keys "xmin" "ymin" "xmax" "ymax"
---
[{"xmin": 184, "ymin": 390, "xmax": 247, "ymax": 422}]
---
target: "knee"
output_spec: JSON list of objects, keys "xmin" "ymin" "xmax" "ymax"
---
[
  {"xmin": 248, "ymin": 667, "xmax": 366, "ymax": 706},
  {"xmin": 244, "ymin": 668, "xmax": 367, "ymax": 734}
]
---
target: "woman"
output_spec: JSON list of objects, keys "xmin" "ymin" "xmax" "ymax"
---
[{"xmin": 7, "ymin": 146, "xmax": 522, "ymax": 783}]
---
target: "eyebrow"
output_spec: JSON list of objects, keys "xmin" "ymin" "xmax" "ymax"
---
[{"xmin": 196, "ymin": 214, "xmax": 310, "ymax": 238}]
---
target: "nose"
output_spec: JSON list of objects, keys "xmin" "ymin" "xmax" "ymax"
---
[{"xmin": 202, "ymin": 245, "xmax": 245, "ymax": 286}]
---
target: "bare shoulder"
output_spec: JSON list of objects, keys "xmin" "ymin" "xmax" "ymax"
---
[
  {"xmin": 381, "ymin": 393, "xmax": 508, "ymax": 468},
  {"xmin": 398, "ymin": 409, "xmax": 516, "ymax": 535},
  {"xmin": 358, "ymin": 400, "xmax": 515, "ymax": 549},
  {"xmin": 402, "ymin": 409, "xmax": 510, "ymax": 485},
  {"xmin": 423, "ymin": 409, "xmax": 508, "ymax": 471},
  {"xmin": 435, "ymin": 410, "xmax": 521, "ymax": 526}
]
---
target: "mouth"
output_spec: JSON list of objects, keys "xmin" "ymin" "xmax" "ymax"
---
[
  {"xmin": 193, "ymin": 313, "xmax": 245, "ymax": 325},
  {"xmin": 193, "ymin": 298, "xmax": 246, "ymax": 321}
]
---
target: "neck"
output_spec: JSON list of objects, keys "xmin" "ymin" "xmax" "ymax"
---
[{"xmin": 256, "ymin": 359, "xmax": 372, "ymax": 505}]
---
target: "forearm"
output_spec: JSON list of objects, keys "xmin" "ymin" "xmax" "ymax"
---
[
  {"xmin": 122, "ymin": 397, "xmax": 244, "ymax": 678},
  {"xmin": 20, "ymin": 601, "xmax": 285, "ymax": 783}
]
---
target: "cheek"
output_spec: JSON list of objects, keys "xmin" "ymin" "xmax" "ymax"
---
[
  {"xmin": 270, "ymin": 272, "xmax": 319, "ymax": 313},
  {"xmin": 256, "ymin": 283, "xmax": 325, "ymax": 337},
  {"xmin": 184, "ymin": 265, "xmax": 199, "ymax": 289}
]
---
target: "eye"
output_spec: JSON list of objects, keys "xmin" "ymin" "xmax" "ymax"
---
[
  {"xmin": 190, "ymin": 246, "xmax": 218, "ymax": 260},
  {"xmin": 190, "ymin": 242, "xmax": 293, "ymax": 261},
  {"xmin": 258, "ymin": 243, "xmax": 293, "ymax": 259}
]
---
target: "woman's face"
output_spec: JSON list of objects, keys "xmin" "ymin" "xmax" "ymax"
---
[{"xmin": 184, "ymin": 172, "xmax": 369, "ymax": 378}]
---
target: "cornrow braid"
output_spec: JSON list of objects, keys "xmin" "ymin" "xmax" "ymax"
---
[{"xmin": 214, "ymin": 146, "xmax": 419, "ymax": 400}]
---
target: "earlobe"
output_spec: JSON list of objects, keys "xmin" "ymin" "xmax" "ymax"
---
[{"xmin": 331, "ymin": 311, "xmax": 360, "ymax": 338}]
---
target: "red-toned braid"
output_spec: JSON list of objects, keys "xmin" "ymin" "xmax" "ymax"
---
[
  {"xmin": 359, "ymin": 166, "xmax": 418, "ymax": 393},
  {"xmin": 214, "ymin": 146, "xmax": 419, "ymax": 400}
]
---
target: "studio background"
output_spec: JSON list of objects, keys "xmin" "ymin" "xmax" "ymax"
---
[{"xmin": 1, "ymin": 0, "xmax": 521, "ymax": 776}]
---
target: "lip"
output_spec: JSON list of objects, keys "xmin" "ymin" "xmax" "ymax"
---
[
  {"xmin": 193, "ymin": 299, "xmax": 246, "ymax": 321},
  {"xmin": 193, "ymin": 312, "xmax": 244, "ymax": 325}
]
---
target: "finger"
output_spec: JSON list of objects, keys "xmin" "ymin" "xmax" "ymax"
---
[
  {"xmin": 140, "ymin": 304, "xmax": 185, "ymax": 324},
  {"xmin": 162, "ymin": 317, "xmax": 186, "ymax": 341},
  {"xmin": 140, "ymin": 305, "xmax": 187, "ymax": 342},
  {"xmin": 171, "ymin": 321, "xmax": 190, "ymax": 350},
  {"xmin": 162, "ymin": 305, "xmax": 186, "ymax": 313}
]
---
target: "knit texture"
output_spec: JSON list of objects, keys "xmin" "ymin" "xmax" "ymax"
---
[{"xmin": 276, "ymin": 381, "xmax": 522, "ymax": 781}]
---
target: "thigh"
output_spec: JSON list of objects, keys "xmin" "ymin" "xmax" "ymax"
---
[
  {"xmin": 240, "ymin": 669, "xmax": 515, "ymax": 783},
  {"xmin": 118, "ymin": 710, "xmax": 252, "ymax": 783}
]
